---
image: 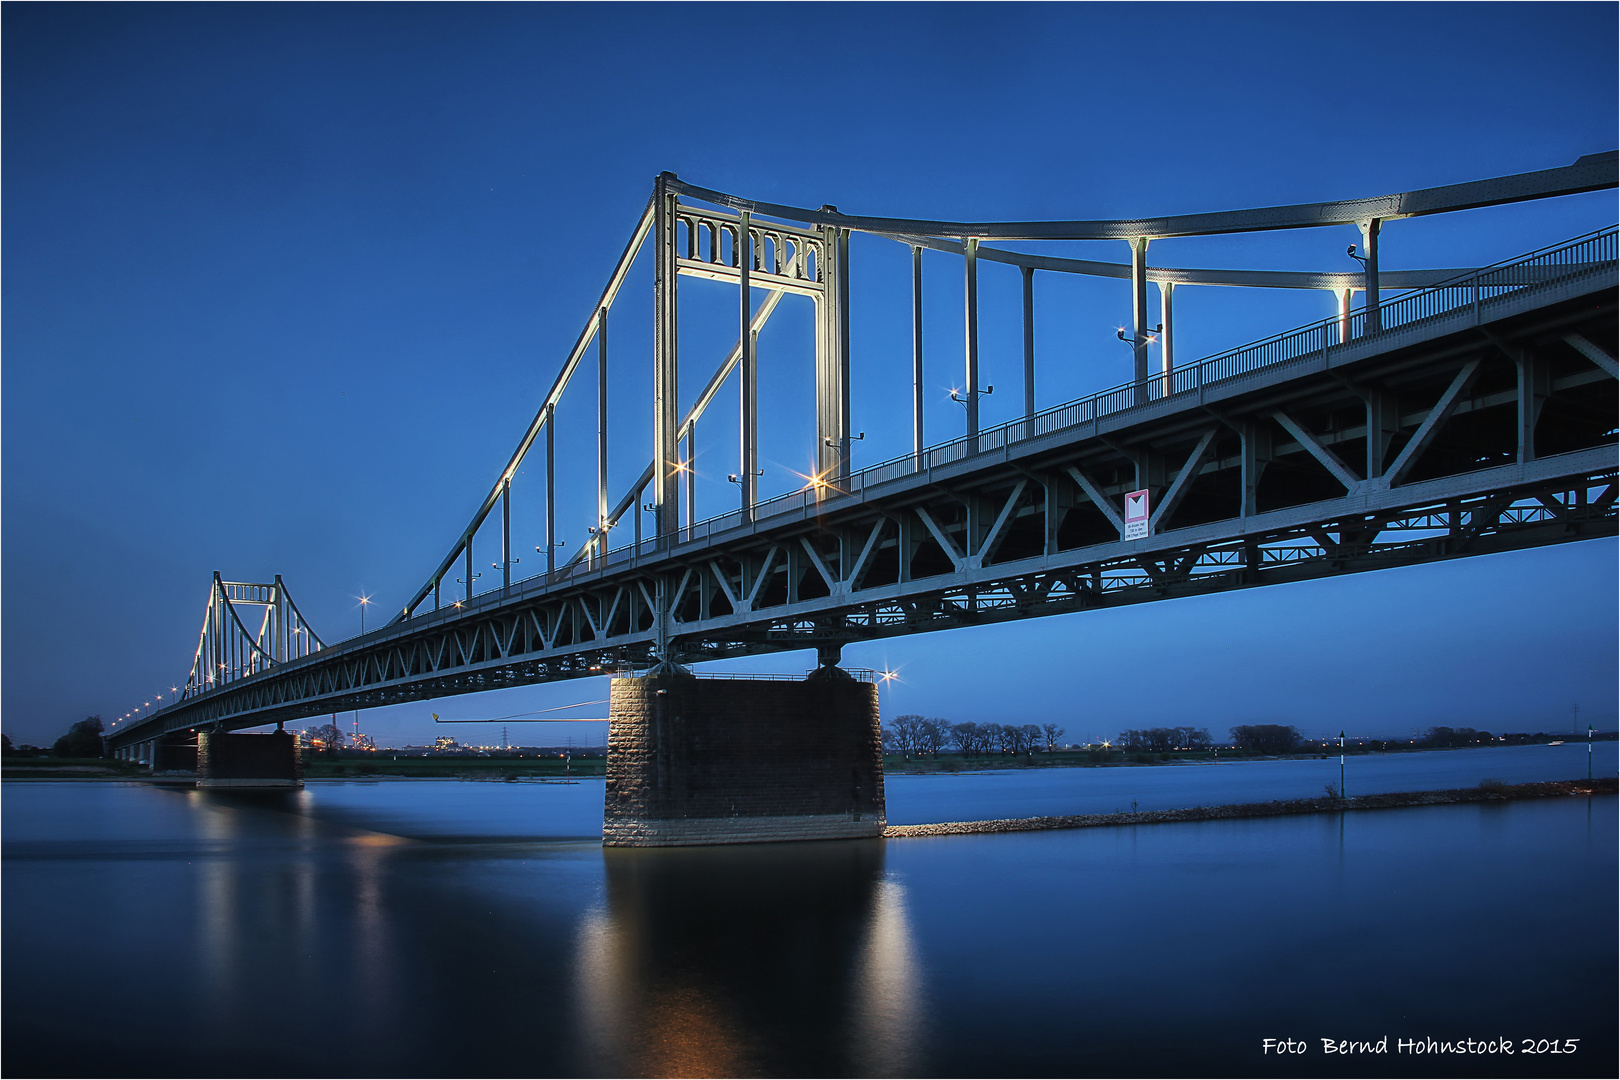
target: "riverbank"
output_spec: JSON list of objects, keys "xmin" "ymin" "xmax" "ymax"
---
[
  {"xmin": 882, "ymin": 777, "xmax": 1616, "ymax": 837},
  {"xmin": 885, "ymin": 735, "xmax": 1617, "ymax": 773}
]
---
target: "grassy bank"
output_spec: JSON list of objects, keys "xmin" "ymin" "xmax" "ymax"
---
[{"xmin": 882, "ymin": 778, "xmax": 1617, "ymax": 838}]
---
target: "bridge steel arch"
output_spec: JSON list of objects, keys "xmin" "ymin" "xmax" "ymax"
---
[{"xmin": 107, "ymin": 156, "xmax": 1618, "ymax": 751}]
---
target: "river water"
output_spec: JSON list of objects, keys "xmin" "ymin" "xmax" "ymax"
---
[{"xmin": 4, "ymin": 746, "xmax": 1615, "ymax": 1078}]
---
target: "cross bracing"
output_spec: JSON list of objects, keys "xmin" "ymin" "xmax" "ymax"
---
[
  {"xmin": 184, "ymin": 574, "xmax": 327, "ymax": 697},
  {"xmin": 107, "ymin": 157, "xmax": 1618, "ymax": 749}
]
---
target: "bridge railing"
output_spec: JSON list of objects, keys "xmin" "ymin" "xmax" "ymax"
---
[
  {"xmin": 736, "ymin": 225, "xmax": 1618, "ymax": 527},
  {"xmin": 436, "ymin": 225, "xmax": 1616, "ymax": 608}
]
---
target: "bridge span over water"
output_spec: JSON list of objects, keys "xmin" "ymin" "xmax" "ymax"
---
[{"xmin": 108, "ymin": 154, "xmax": 1618, "ymax": 760}]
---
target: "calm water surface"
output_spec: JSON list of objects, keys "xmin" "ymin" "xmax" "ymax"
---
[{"xmin": 4, "ymin": 748, "xmax": 1615, "ymax": 1078}]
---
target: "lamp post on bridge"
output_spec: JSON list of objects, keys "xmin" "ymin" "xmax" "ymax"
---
[{"xmin": 1347, "ymin": 220, "xmax": 1381, "ymax": 334}]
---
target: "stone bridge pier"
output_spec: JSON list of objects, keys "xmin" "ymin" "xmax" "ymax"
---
[
  {"xmin": 603, "ymin": 667, "xmax": 885, "ymax": 846},
  {"xmin": 196, "ymin": 730, "xmax": 303, "ymax": 789}
]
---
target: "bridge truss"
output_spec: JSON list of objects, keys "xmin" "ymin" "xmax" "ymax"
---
[{"xmin": 108, "ymin": 155, "xmax": 1618, "ymax": 747}]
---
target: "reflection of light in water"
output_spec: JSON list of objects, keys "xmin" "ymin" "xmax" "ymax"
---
[
  {"xmin": 191, "ymin": 791, "xmax": 238, "ymax": 1016},
  {"xmin": 849, "ymin": 875, "xmax": 921, "ymax": 1076},
  {"xmin": 346, "ymin": 833, "xmax": 406, "ymax": 1015},
  {"xmin": 575, "ymin": 845, "xmax": 906, "ymax": 1076},
  {"xmin": 291, "ymin": 801, "xmax": 317, "ymax": 957},
  {"xmin": 636, "ymin": 984, "xmax": 744, "ymax": 1078},
  {"xmin": 573, "ymin": 907, "xmax": 624, "ymax": 1072},
  {"xmin": 573, "ymin": 903, "xmax": 747, "ymax": 1078}
]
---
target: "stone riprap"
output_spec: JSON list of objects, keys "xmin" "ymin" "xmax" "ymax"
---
[{"xmin": 882, "ymin": 778, "xmax": 1616, "ymax": 838}]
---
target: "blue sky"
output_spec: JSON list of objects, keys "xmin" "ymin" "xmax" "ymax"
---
[{"xmin": 4, "ymin": 3, "xmax": 1616, "ymax": 748}]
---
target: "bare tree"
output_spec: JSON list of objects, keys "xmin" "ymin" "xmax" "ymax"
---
[
  {"xmin": 884, "ymin": 715, "xmax": 926, "ymax": 758},
  {"xmin": 951, "ymin": 721, "xmax": 982, "ymax": 756},
  {"xmin": 1041, "ymin": 723, "xmax": 1065, "ymax": 752},
  {"xmin": 1175, "ymin": 726, "xmax": 1212, "ymax": 750},
  {"xmin": 993, "ymin": 723, "xmax": 1019, "ymax": 754},
  {"xmin": 301, "ymin": 724, "xmax": 345, "ymax": 753},
  {"xmin": 916, "ymin": 718, "xmax": 949, "ymax": 757}
]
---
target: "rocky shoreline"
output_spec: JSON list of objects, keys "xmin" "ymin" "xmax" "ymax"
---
[{"xmin": 882, "ymin": 778, "xmax": 1616, "ymax": 838}]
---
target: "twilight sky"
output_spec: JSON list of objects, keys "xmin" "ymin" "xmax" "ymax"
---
[{"xmin": 4, "ymin": 3, "xmax": 1616, "ymax": 749}]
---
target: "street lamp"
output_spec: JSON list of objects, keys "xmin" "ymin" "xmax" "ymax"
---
[{"xmin": 356, "ymin": 593, "xmax": 372, "ymax": 635}]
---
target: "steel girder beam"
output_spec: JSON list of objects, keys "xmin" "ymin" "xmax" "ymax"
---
[
  {"xmin": 667, "ymin": 153, "xmax": 1618, "ymax": 241},
  {"xmin": 110, "ymin": 443, "xmax": 1615, "ymax": 746}
]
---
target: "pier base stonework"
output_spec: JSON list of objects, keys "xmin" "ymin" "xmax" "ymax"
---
[
  {"xmin": 196, "ymin": 731, "xmax": 303, "ymax": 789},
  {"xmin": 603, "ymin": 670, "xmax": 885, "ymax": 846}
]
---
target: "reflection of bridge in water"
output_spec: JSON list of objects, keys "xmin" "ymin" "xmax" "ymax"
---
[
  {"xmin": 108, "ymin": 154, "xmax": 1618, "ymax": 842},
  {"xmin": 577, "ymin": 840, "xmax": 915, "ymax": 1076}
]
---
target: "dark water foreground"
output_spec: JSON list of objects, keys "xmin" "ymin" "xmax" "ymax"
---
[{"xmin": 3, "ymin": 781, "xmax": 1615, "ymax": 1078}]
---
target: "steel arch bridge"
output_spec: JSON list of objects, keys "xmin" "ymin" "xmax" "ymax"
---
[{"xmin": 107, "ymin": 153, "xmax": 1619, "ymax": 752}]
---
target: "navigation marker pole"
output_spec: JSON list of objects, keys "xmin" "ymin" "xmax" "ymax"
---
[
  {"xmin": 1589, "ymin": 724, "xmax": 1594, "ymax": 781},
  {"xmin": 1339, "ymin": 730, "xmax": 1346, "ymax": 799}
]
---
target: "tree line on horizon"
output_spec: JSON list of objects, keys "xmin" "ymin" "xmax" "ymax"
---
[
  {"xmin": 880, "ymin": 721, "xmax": 1316, "ymax": 758},
  {"xmin": 2, "ymin": 716, "xmax": 107, "ymax": 759},
  {"xmin": 882, "ymin": 715, "xmax": 1065, "ymax": 757}
]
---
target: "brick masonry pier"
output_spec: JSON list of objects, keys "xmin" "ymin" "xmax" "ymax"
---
[
  {"xmin": 196, "ymin": 731, "xmax": 304, "ymax": 789},
  {"xmin": 603, "ymin": 669, "xmax": 885, "ymax": 846}
]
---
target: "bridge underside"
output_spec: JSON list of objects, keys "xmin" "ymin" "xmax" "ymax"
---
[{"xmin": 109, "ymin": 279, "xmax": 1616, "ymax": 747}]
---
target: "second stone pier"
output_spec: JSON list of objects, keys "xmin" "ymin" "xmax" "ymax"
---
[{"xmin": 603, "ymin": 668, "xmax": 885, "ymax": 846}]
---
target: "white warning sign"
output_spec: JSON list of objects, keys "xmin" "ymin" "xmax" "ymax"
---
[{"xmin": 1124, "ymin": 488, "xmax": 1150, "ymax": 541}]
